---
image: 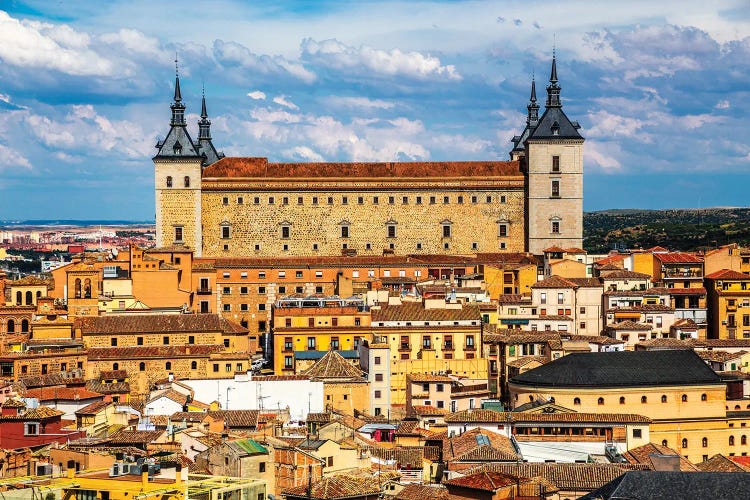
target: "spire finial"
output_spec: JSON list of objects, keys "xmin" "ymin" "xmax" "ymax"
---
[
  {"xmin": 173, "ymin": 54, "xmax": 182, "ymax": 103},
  {"xmin": 200, "ymin": 81, "xmax": 208, "ymax": 119},
  {"xmin": 530, "ymin": 70, "xmax": 537, "ymax": 102}
]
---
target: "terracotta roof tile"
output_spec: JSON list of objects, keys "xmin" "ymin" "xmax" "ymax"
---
[
  {"xmin": 371, "ymin": 303, "xmax": 480, "ymax": 322},
  {"xmin": 282, "ymin": 474, "xmax": 382, "ymax": 499},
  {"xmin": 444, "ymin": 409, "xmax": 510, "ymax": 423},
  {"xmin": 444, "ymin": 470, "xmax": 529, "ymax": 491},
  {"xmin": 87, "ymin": 344, "xmax": 225, "ymax": 359},
  {"xmin": 24, "ymin": 387, "xmax": 103, "ymax": 401},
  {"xmin": 705, "ymin": 269, "xmax": 750, "ymax": 280},
  {"xmin": 600, "ymin": 270, "xmax": 652, "ymax": 279},
  {"xmin": 445, "ymin": 428, "xmax": 518, "ymax": 463},
  {"xmin": 622, "ymin": 442, "xmax": 698, "ymax": 471},
  {"xmin": 394, "ymin": 484, "xmax": 448, "ymax": 500},
  {"xmin": 205, "ymin": 158, "xmax": 522, "ymax": 180},
  {"xmin": 75, "ymin": 314, "xmax": 246, "ymax": 335},
  {"xmin": 76, "ymin": 400, "xmax": 114, "ymax": 415},
  {"xmin": 605, "ymin": 320, "xmax": 653, "ymax": 331},
  {"xmin": 695, "ymin": 454, "xmax": 750, "ymax": 472},
  {"xmin": 654, "ymin": 252, "xmax": 703, "ymax": 264},
  {"xmin": 207, "ymin": 410, "xmax": 260, "ymax": 429},
  {"xmin": 302, "ymin": 350, "xmax": 364, "ymax": 380}
]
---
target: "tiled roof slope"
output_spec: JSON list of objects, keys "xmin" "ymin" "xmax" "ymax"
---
[
  {"xmin": 75, "ymin": 314, "xmax": 247, "ymax": 335},
  {"xmin": 621, "ymin": 442, "xmax": 698, "ymax": 472},
  {"xmin": 580, "ymin": 471, "xmax": 750, "ymax": 500},
  {"xmin": 394, "ymin": 484, "xmax": 447, "ymax": 500},
  {"xmin": 469, "ymin": 463, "xmax": 647, "ymax": 492},
  {"xmin": 203, "ymin": 158, "xmax": 522, "ymax": 179},
  {"xmin": 695, "ymin": 454, "xmax": 750, "ymax": 472},
  {"xmin": 282, "ymin": 474, "xmax": 382, "ymax": 500},
  {"xmin": 303, "ymin": 350, "xmax": 364, "ymax": 380},
  {"xmin": 705, "ymin": 269, "xmax": 750, "ymax": 280},
  {"xmin": 371, "ymin": 303, "xmax": 480, "ymax": 322},
  {"xmin": 444, "ymin": 470, "xmax": 528, "ymax": 491},
  {"xmin": 510, "ymin": 350, "xmax": 722, "ymax": 388}
]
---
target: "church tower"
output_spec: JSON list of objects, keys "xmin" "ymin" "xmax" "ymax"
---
[
  {"xmin": 522, "ymin": 53, "xmax": 584, "ymax": 254},
  {"xmin": 154, "ymin": 68, "xmax": 206, "ymax": 255}
]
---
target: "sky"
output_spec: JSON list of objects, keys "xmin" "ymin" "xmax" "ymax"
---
[{"xmin": 0, "ymin": 0, "xmax": 749, "ymax": 220}]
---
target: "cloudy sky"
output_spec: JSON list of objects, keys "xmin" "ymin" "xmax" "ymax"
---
[{"xmin": 1, "ymin": 0, "xmax": 749, "ymax": 220}]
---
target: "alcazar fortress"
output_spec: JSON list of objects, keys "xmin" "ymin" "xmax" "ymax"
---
[{"xmin": 154, "ymin": 55, "xmax": 583, "ymax": 258}]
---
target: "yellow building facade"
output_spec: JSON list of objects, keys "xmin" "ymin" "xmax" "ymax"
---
[{"xmin": 705, "ymin": 269, "xmax": 750, "ymax": 340}]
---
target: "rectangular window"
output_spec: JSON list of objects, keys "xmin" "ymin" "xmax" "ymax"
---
[
  {"xmin": 254, "ymin": 196, "xmax": 260, "ymax": 204},
  {"xmin": 375, "ymin": 373, "xmax": 384, "ymax": 381},
  {"xmin": 341, "ymin": 226, "xmax": 350, "ymax": 238},
  {"xmin": 237, "ymin": 196, "xmax": 244, "ymax": 204},
  {"xmin": 327, "ymin": 196, "xmax": 334, "ymax": 205},
  {"xmin": 416, "ymin": 196, "xmax": 422, "ymax": 204},
  {"xmin": 498, "ymin": 224, "xmax": 507, "ymax": 237},
  {"xmin": 222, "ymin": 197, "xmax": 229, "ymax": 205},
  {"xmin": 281, "ymin": 226, "xmax": 290, "ymax": 239},
  {"xmin": 442, "ymin": 225, "xmax": 451, "ymax": 238},
  {"xmin": 388, "ymin": 196, "xmax": 395, "ymax": 204},
  {"xmin": 443, "ymin": 196, "xmax": 449, "ymax": 204},
  {"xmin": 551, "ymin": 180, "xmax": 560, "ymax": 197},
  {"xmin": 307, "ymin": 337, "xmax": 316, "ymax": 350},
  {"xmin": 552, "ymin": 155, "xmax": 560, "ymax": 172},
  {"xmin": 429, "ymin": 196, "xmax": 436, "ymax": 204},
  {"xmin": 24, "ymin": 423, "xmax": 39, "ymax": 436},
  {"xmin": 540, "ymin": 292, "xmax": 547, "ymax": 304},
  {"xmin": 374, "ymin": 356, "xmax": 381, "ymax": 365},
  {"xmin": 342, "ymin": 196, "xmax": 348, "ymax": 204},
  {"xmin": 374, "ymin": 390, "xmax": 381, "ymax": 398},
  {"xmin": 284, "ymin": 356, "xmax": 293, "ymax": 368},
  {"xmin": 297, "ymin": 196, "xmax": 304, "ymax": 205},
  {"xmin": 558, "ymin": 293, "xmax": 564, "ymax": 304},
  {"xmin": 330, "ymin": 337, "xmax": 339, "ymax": 350},
  {"xmin": 221, "ymin": 226, "xmax": 230, "ymax": 239},
  {"xmin": 387, "ymin": 225, "xmax": 396, "ymax": 238},
  {"xmin": 457, "ymin": 195, "xmax": 464, "ymax": 204},
  {"xmin": 269, "ymin": 196, "xmax": 275, "ymax": 204},
  {"xmin": 373, "ymin": 196, "xmax": 379, "ymax": 204},
  {"xmin": 357, "ymin": 196, "xmax": 364, "ymax": 204},
  {"xmin": 471, "ymin": 195, "xmax": 477, "ymax": 203},
  {"xmin": 174, "ymin": 226, "xmax": 183, "ymax": 242},
  {"xmin": 312, "ymin": 196, "xmax": 319, "ymax": 205},
  {"xmin": 402, "ymin": 196, "xmax": 408, "ymax": 204},
  {"xmin": 552, "ymin": 220, "xmax": 560, "ymax": 234},
  {"xmin": 282, "ymin": 197, "xmax": 289, "ymax": 205}
]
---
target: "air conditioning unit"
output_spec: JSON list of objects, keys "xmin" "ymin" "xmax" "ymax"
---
[{"xmin": 722, "ymin": 320, "xmax": 727, "ymax": 325}]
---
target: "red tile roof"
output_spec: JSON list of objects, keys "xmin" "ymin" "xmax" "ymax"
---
[
  {"xmin": 87, "ymin": 345, "xmax": 225, "ymax": 359},
  {"xmin": 654, "ymin": 252, "xmax": 703, "ymax": 264},
  {"xmin": 282, "ymin": 474, "xmax": 382, "ymax": 499},
  {"xmin": 24, "ymin": 387, "xmax": 103, "ymax": 402},
  {"xmin": 203, "ymin": 157, "xmax": 522, "ymax": 179},
  {"xmin": 705, "ymin": 269, "xmax": 750, "ymax": 280},
  {"xmin": 444, "ymin": 470, "xmax": 528, "ymax": 491},
  {"xmin": 371, "ymin": 303, "xmax": 480, "ymax": 322},
  {"xmin": 75, "ymin": 314, "xmax": 247, "ymax": 335}
]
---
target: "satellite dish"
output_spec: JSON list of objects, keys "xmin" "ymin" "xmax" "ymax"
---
[{"xmin": 111, "ymin": 248, "xmax": 119, "ymax": 257}]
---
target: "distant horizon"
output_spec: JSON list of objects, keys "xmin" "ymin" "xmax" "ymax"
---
[{"xmin": 3, "ymin": 206, "xmax": 750, "ymax": 227}]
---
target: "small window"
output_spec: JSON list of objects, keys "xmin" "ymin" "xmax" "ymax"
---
[
  {"xmin": 633, "ymin": 429, "xmax": 642, "ymax": 439},
  {"xmin": 619, "ymin": 397, "xmax": 626, "ymax": 405},
  {"xmin": 373, "ymin": 196, "xmax": 379, "ymax": 204},
  {"xmin": 341, "ymin": 225, "xmax": 350, "ymax": 238},
  {"xmin": 457, "ymin": 195, "xmax": 464, "ymax": 204},
  {"xmin": 429, "ymin": 196, "xmax": 436, "ymax": 204},
  {"xmin": 281, "ymin": 225, "xmax": 290, "ymax": 239},
  {"xmin": 297, "ymin": 196, "xmax": 304, "ymax": 205},
  {"xmin": 387, "ymin": 224, "xmax": 396, "ymax": 238},
  {"xmin": 442, "ymin": 224, "xmax": 451, "ymax": 238},
  {"xmin": 327, "ymin": 196, "xmax": 334, "ymax": 205},
  {"xmin": 223, "ymin": 197, "xmax": 229, "ymax": 205},
  {"xmin": 661, "ymin": 395, "xmax": 667, "ymax": 403},
  {"xmin": 163, "ymin": 336, "xmax": 170, "ymax": 345},
  {"xmin": 166, "ymin": 176, "xmax": 173, "ymax": 187},
  {"xmin": 702, "ymin": 437, "xmax": 708, "ymax": 447},
  {"xmin": 573, "ymin": 397, "xmax": 581, "ymax": 405},
  {"xmin": 641, "ymin": 396, "xmax": 648, "ymax": 404},
  {"xmin": 222, "ymin": 225, "xmax": 230, "ymax": 239},
  {"xmin": 701, "ymin": 393, "xmax": 707, "ymax": 401},
  {"xmin": 402, "ymin": 196, "xmax": 408, "ymax": 204},
  {"xmin": 443, "ymin": 196, "xmax": 449, "ymax": 204},
  {"xmin": 551, "ymin": 180, "xmax": 560, "ymax": 197},
  {"xmin": 552, "ymin": 155, "xmax": 560, "ymax": 172},
  {"xmin": 682, "ymin": 394, "xmax": 688, "ymax": 402},
  {"xmin": 237, "ymin": 196, "xmax": 244, "ymax": 204},
  {"xmin": 682, "ymin": 438, "xmax": 688, "ymax": 448},
  {"xmin": 174, "ymin": 226, "xmax": 183, "ymax": 242},
  {"xmin": 342, "ymin": 196, "xmax": 348, "ymax": 205},
  {"xmin": 184, "ymin": 176, "xmax": 190, "ymax": 188},
  {"xmin": 551, "ymin": 220, "xmax": 560, "ymax": 234},
  {"xmin": 269, "ymin": 196, "xmax": 275, "ymax": 204},
  {"xmin": 254, "ymin": 197, "xmax": 260, "ymax": 204},
  {"xmin": 498, "ymin": 224, "xmax": 507, "ymax": 237},
  {"xmin": 597, "ymin": 397, "xmax": 604, "ymax": 405},
  {"xmin": 357, "ymin": 196, "xmax": 364, "ymax": 204}
]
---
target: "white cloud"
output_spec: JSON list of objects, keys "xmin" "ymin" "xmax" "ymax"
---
[
  {"xmin": 325, "ymin": 96, "xmax": 395, "ymax": 110},
  {"xmin": 0, "ymin": 10, "xmax": 115, "ymax": 76},
  {"xmin": 586, "ymin": 110, "xmax": 650, "ymax": 141},
  {"xmin": 0, "ymin": 143, "xmax": 32, "ymax": 170},
  {"xmin": 301, "ymin": 38, "xmax": 462, "ymax": 81},
  {"xmin": 273, "ymin": 95, "xmax": 299, "ymax": 110},
  {"xmin": 247, "ymin": 91, "xmax": 266, "ymax": 100},
  {"xmin": 586, "ymin": 141, "xmax": 622, "ymax": 172},
  {"xmin": 213, "ymin": 39, "xmax": 316, "ymax": 83},
  {"xmin": 282, "ymin": 146, "xmax": 324, "ymax": 162},
  {"xmin": 715, "ymin": 99, "xmax": 730, "ymax": 109}
]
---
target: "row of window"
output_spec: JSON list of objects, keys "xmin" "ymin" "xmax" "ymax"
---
[
  {"xmin": 126, "ymin": 361, "xmax": 243, "ymax": 372},
  {"xmin": 109, "ymin": 336, "xmax": 231, "ymax": 347},
  {"xmin": 2, "ymin": 319, "xmax": 30, "ymax": 333},
  {"xmin": 165, "ymin": 176, "xmax": 190, "ymax": 188},
  {"xmin": 572, "ymin": 393, "xmax": 707, "ymax": 405},
  {"xmin": 221, "ymin": 194, "xmax": 509, "ymax": 206},
  {"xmin": 14, "ymin": 290, "xmax": 41, "ymax": 305},
  {"xmin": 221, "ymin": 241, "xmax": 507, "ymax": 252}
]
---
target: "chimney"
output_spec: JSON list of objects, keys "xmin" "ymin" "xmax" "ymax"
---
[{"xmin": 141, "ymin": 464, "xmax": 149, "ymax": 489}]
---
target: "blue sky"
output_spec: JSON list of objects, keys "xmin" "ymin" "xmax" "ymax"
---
[{"xmin": 0, "ymin": 0, "xmax": 749, "ymax": 220}]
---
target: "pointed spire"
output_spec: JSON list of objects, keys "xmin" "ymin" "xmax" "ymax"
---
[
  {"xmin": 530, "ymin": 73, "xmax": 537, "ymax": 103},
  {"xmin": 545, "ymin": 50, "xmax": 562, "ymax": 108},
  {"xmin": 526, "ymin": 74, "xmax": 540, "ymax": 128},
  {"xmin": 200, "ymin": 83, "xmax": 207, "ymax": 119},
  {"xmin": 173, "ymin": 57, "xmax": 182, "ymax": 103},
  {"xmin": 170, "ymin": 56, "xmax": 186, "ymax": 126}
]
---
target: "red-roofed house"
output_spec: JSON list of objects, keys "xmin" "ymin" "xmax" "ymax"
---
[
  {"xmin": 706, "ymin": 269, "xmax": 750, "ymax": 340},
  {"xmin": 0, "ymin": 399, "xmax": 84, "ymax": 450}
]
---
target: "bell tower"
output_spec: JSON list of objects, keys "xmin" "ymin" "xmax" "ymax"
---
[
  {"xmin": 523, "ymin": 53, "xmax": 584, "ymax": 254},
  {"xmin": 154, "ymin": 64, "xmax": 204, "ymax": 255}
]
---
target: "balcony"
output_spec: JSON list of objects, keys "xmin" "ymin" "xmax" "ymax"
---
[
  {"xmin": 398, "ymin": 343, "xmax": 411, "ymax": 351},
  {"xmin": 196, "ymin": 287, "xmax": 212, "ymax": 295},
  {"xmin": 727, "ymin": 304, "xmax": 738, "ymax": 312},
  {"xmin": 664, "ymin": 270, "xmax": 702, "ymax": 279},
  {"xmin": 443, "ymin": 342, "xmax": 454, "ymax": 351},
  {"xmin": 464, "ymin": 344, "xmax": 477, "ymax": 351}
]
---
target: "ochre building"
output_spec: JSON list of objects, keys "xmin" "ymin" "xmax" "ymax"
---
[{"xmin": 153, "ymin": 56, "xmax": 584, "ymax": 257}]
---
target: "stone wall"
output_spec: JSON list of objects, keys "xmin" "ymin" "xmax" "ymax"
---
[{"xmin": 200, "ymin": 179, "xmax": 526, "ymax": 257}]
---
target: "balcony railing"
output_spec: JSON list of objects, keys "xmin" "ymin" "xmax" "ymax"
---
[
  {"xmin": 399, "ymin": 343, "xmax": 411, "ymax": 351},
  {"xmin": 664, "ymin": 270, "xmax": 702, "ymax": 278},
  {"xmin": 196, "ymin": 287, "xmax": 212, "ymax": 295}
]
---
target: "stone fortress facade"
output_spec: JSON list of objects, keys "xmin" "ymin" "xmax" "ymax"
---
[{"xmin": 154, "ymin": 55, "xmax": 583, "ymax": 257}]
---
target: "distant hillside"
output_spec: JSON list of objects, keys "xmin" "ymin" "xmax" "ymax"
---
[{"xmin": 584, "ymin": 208, "xmax": 750, "ymax": 254}]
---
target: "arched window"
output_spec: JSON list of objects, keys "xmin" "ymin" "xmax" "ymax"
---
[
  {"xmin": 16, "ymin": 291, "xmax": 22, "ymax": 305},
  {"xmin": 74, "ymin": 278, "xmax": 81, "ymax": 299},
  {"xmin": 682, "ymin": 438, "xmax": 688, "ymax": 448},
  {"xmin": 166, "ymin": 362, "xmax": 172, "ymax": 370},
  {"xmin": 736, "ymin": 405, "xmax": 742, "ymax": 410},
  {"xmin": 25, "ymin": 291, "xmax": 32, "ymax": 305},
  {"xmin": 730, "ymin": 436, "xmax": 735, "ymax": 446},
  {"xmin": 641, "ymin": 396, "xmax": 648, "ymax": 404},
  {"xmin": 7, "ymin": 319, "xmax": 15, "ymax": 333},
  {"xmin": 702, "ymin": 437, "xmax": 708, "ymax": 448},
  {"xmin": 21, "ymin": 320, "xmax": 29, "ymax": 333},
  {"xmin": 36, "ymin": 291, "xmax": 42, "ymax": 301},
  {"xmin": 83, "ymin": 279, "xmax": 91, "ymax": 299},
  {"xmin": 166, "ymin": 176, "xmax": 173, "ymax": 187},
  {"xmin": 573, "ymin": 397, "xmax": 581, "ymax": 405},
  {"xmin": 191, "ymin": 361, "xmax": 197, "ymax": 370},
  {"xmin": 619, "ymin": 397, "xmax": 626, "ymax": 405},
  {"xmin": 139, "ymin": 362, "xmax": 146, "ymax": 371},
  {"xmin": 529, "ymin": 395, "xmax": 534, "ymax": 402},
  {"xmin": 701, "ymin": 393, "xmax": 707, "ymax": 401},
  {"xmin": 742, "ymin": 435, "xmax": 747, "ymax": 445},
  {"xmin": 661, "ymin": 440, "xmax": 668, "ymax": 447},
  {"xmin": 184, "ymin": 176, "xmax": 190, "ymax": 188},
  {"xmin": 597, "ymin": 397, "xmax": 604, "ymax": 405},
  {"xmin": 682, "ymin": 394, "xmax": 688, "ymax": 402},
  {"xmin": 113, "ymin": 363, "xmax": 119, "ymax": 370},
  {"xmin": 661, "ymin": 395, "xmax": 667, "ymax": 403}
]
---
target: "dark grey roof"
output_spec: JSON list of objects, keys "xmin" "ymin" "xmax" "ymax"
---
[
  {"xmin": 154, "ymin": 122, "xmax": 201, "ymax": 159},
  {"xmin": 527, "ymin": 106, "xmax": 583, "ymax": 140},
  {"xmin": 580, "ymin": 471, "xmax": 750, "ymax": 500},
  {"xmin": 510, "ymin": 350, "xmax": 722, "ymax": 389}
]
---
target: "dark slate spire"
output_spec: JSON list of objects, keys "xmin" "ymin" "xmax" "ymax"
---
[
  {"xmin": 546, "ymin": 51, "xmax": 561, "ymax": 108},
  {"xmin": 198, "ymin": 86, "xmax": 211, "ymax": 140},
  {"xmin": 527, "ymin": 75, "xmax": 539, "ymax": 128},
  {"xmin": 170, "ymin": 59, "xmax": 186, "ymax": 126},
  {"xmin": 154, "ymin": 61, "xmax": 200, "ymax": 159},
  {"xmin": 195, "ymin": 84, "xmax": 223, "ymax": 166}
]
